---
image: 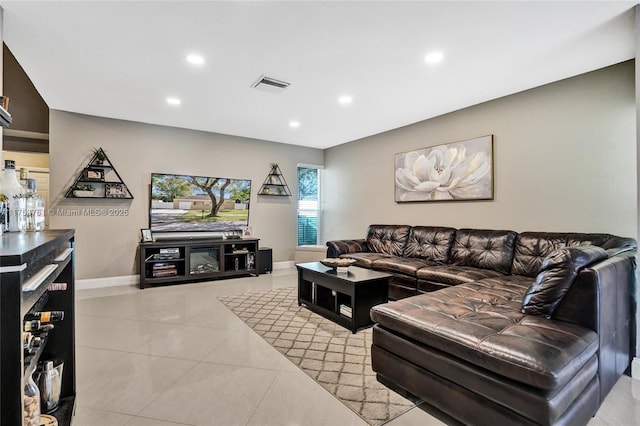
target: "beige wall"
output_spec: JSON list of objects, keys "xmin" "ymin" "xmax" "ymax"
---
[
  {"xmin": 49, "ymin": 111, "xmax": 323, "ymax": 280},
  {"xmin": 324, "ymin": 61, "xmax": 636, "ymax": 241},
  {"xmin": 44, "ymin": 61, "xmax": 638, "ymax": 280},
  {"xmin": 1, "ymin": 150, "xmax": 49, "ymax": 168}
]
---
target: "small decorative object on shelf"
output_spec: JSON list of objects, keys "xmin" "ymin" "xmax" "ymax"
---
[
  {"xmin": 82, "ymin": 168, "xmax": 104, "ymax": 182},
  {"xmin": 64, "ymin": 147, "xmax": 134, "ymax": 199},
  {"xmin": 259, "ymin": 162, "xmax": 291, "ymax": 196},
  {"xmin": 72, "ymin": 184, "xmax": 95, "ymax": 198},
  {"xmin": 105, "ymin": 183, "xmax": 127, "ymax": 198},
  {"xmin": 140, "ymin": 228, "xmax": 153, "ymax": 242},
  {"xmin": 90, "ymin": 147, "xmax": 108, "ymax": 165}
]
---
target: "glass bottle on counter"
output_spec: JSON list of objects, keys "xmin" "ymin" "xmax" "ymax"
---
[
  {"xmin": 25, "ymin": 179, "xmax": 45, "ymax": 232},
  {"xmin": 20, "ymin": 167, "xmax": 29, "ymax": 191},
  {"xmin": 1, "ymin": 160, "xmax": 26, "ymax": 232}
]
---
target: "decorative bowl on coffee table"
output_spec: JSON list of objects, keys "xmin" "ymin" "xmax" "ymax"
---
[{"xmin": 320, "ymin": 258, "xmax": 357, "ymax": 273}]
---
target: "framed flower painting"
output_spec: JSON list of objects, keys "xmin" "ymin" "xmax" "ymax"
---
[{"xmin": 395, "ymin": 135, "xmax": 493, "ymax": 202}]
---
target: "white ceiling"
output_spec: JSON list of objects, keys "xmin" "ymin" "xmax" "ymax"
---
[{"xmin": 0, "ymin": 1, "xmax": 636, "ymax": 149}]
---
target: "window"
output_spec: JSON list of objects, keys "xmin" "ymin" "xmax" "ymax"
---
[{"xmin": 297, "ymin": 165, "xmax": 322, "ymax": 246}]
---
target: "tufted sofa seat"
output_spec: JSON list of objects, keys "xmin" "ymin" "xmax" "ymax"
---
[{"xmin": 326, "ymin": 225, "xmax": 637, "ymax": 425}]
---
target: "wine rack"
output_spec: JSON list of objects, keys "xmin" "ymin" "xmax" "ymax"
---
[{"xmin": 0, "ymin": 230, "xmax": 76, "ymax": 425}]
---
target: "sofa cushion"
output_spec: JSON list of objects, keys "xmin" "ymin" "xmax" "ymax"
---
[
  {"xmin": 366, "ymin": 225, "xmax": 411, "ymax": 256},
  {"xmin": 403, "ymin": 226, "xmax": 456, "ymax": 263},
  {"xmin": 511, "ymin": 232, "xmax": 615, "ymax": 277},
  {"xmin": 372, "ymin": 325, "xmax": 598, "ymax": 425},
  {"xmin": 450, "ymin": 229, "xmax": 517, "ymax": 274},
  {"xmin": 370, "ymin": 281, "xmax": 599, "ymax": 390},
  {"xmin": 521, "ymin": 246, "xmax": 608, "ymax": 318},
  {"xmin": 372, "ymin": 257, "xmax": 437, "ymax": 277},
  {"xmin": 416, "ymin": 265, "xmax": 504, "ymax": 286},
  {"xmin": 511, "ymin": 232, "xmax": 569, "ymax": 277},
  {"xmin": 326, "ymin": 238, "xmax": 367, "ymax": 258},
  {"xmin": 339, "ymin": 252, "xmax": 392, "ymax": 268}
]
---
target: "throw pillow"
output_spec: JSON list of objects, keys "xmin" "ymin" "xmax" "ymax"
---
[{"xmin": 521, "ymin": 246, "xmax": 608, "ymax": 318}]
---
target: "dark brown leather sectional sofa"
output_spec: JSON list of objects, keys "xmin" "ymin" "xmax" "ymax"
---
[{"xmin": 326, "ymin": 225, "xmax": 637, "ymax": 426}]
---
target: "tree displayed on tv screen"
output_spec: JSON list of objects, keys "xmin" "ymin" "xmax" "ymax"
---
[{"xmin": 150, "ymin": 173, "xmax": 251, "ymax": 232}]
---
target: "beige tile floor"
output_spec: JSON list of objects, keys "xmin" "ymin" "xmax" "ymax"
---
[{"xmin": 74, "ymin": 268, "xmax": 640, "ymax": 426}]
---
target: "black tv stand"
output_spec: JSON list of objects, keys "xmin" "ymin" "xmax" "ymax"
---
[{"xmin": 139, "ymin": 237, "xmax": 259, "ymax": 289}]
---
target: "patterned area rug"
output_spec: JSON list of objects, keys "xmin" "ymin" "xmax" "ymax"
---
[{"xmin": 218, "ymin": 287, "xmax": 418, "ymax": 426}]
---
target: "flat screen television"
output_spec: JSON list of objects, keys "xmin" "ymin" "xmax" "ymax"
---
[{"xmin": 150, "ymin": 173, "xmax": 251, "ymax": 234}]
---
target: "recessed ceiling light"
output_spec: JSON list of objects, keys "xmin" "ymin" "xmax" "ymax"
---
[
  {"xmin": 166, "ymin": 97, "xmax": 181, "ymax": 105},
  {"xmin": 424, "ymin": 51, "xmax": 444, "ymax": 64},
  {"xmin": 289, "ymin": 121, "xmax": 300, "ymax": 128},
  {"xmin": 338, "ymin": 95, "xmax": 352, "ymax": 105},
  {"xmin": 186, "ymin": 54, "xmax": 204, "ymax": 65}
]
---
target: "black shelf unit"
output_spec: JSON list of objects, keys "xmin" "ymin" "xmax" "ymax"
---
[
  {"xmin": 258, "ymin": 163, "xmax": 291, "ymax": 196},
  {"xmin": 0, "ymin": 230, "xmax": 76, "ymax": 425},
  {"xmin": 139, "ymin": 237, "xmax": 259, "ymax": 289},
  {"xmin": 64, "ymin": 147, "xmax": 133, "ymax": 199}
]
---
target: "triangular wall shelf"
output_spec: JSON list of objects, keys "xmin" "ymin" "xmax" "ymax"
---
[
  {"xmin": 64, "ymin": 147, "xmax": 134, "ymax": 199},
  {"xmin": 258, "ymin": 163, "xmax": 291, "ymax": 196}
]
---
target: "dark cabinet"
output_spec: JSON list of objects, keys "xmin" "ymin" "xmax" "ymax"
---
[
  {"xmin": 139, "ymin": 237, "xmax": 259, "ymax": 288},
  {"xmin": 0, "ymin": 230, "xmax": 76, "ymax": 425}
]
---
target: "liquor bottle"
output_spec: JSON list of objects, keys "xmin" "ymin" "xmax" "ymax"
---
[
  {"xmin": 23, "ymin": 333, "xmax": 42, "ymax": 354},
  {"xmin": 25, "ymin": 179, "xmax": 45, "ymax": 232},
  {"xmin": 47, "ymin": 283, "xmax": 67, "ymax": 291},
  {"xmin": 1, "ymin": 160, "xmax": 25, "ymax": 232},
  {"xmin": 24, "ymin": 311, "xmax": 64, "ymax": 323},
  {"xmin": 19, "ymin": 168, "xmax": 29, "ymax": 190},
  {"xmin": 24, "ymin": 320, "xmax": 54, "ymax": 334},
  {"xmin": 23, "ymin": 331, "xmax": 33, "ymax": 349},
  {"xmin": 24, "ymin": 320, "xmax": 41, "ymax": 332}
]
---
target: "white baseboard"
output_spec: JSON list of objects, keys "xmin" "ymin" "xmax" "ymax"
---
[
  {"xmin": 77, "ymin": 274, "xmax": 139, "ymax": 290},
  {"xmin": 273, "ymin": 261, "xmax": 295, "ymax": 270},
  {"xmin": 77, "ymin": 263, "xmax": 295, "ymax": 289},
  {"xmin": 632, "ymin": 357, "xmax": 640, "ymax": 380}
]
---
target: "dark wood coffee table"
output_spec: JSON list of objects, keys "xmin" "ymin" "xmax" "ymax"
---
[{"xmin": 296, "ymin": 261, "xmax": 391, "ymax": 333}]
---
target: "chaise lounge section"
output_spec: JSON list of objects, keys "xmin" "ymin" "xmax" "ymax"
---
[{"xmin": 326, "ymin": 225, "xmax": 636, "ymax": 425}]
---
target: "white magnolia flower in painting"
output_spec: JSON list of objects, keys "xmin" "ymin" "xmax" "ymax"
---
[{"xmin": 395, "ymin": 146, "xmax": 491, "ymax": 200}]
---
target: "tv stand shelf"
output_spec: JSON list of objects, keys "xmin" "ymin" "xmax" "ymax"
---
[{"xmin": 139, "ymin": 237, "xmax": 259, "ymax": 289}]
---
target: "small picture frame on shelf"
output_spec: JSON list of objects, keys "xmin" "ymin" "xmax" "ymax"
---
[
  {"xmin": 141, "ymin": 228, "xmax": 153, "ymax": 242},
  {"xmin": 82, "ymin": 168, "xmax": 104, "ymax": 181},
  {"xmin": 242, "ymin": 226, "xmax": 253, "ymax": 237},
  {"xmin": 105, "ymin": 183, "xmax": 126, "ymax": 198}
]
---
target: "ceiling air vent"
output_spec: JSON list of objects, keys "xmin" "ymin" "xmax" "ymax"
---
[{"xmin": 251, "ymin": 75, "xmax": 291, "ymax": 93}]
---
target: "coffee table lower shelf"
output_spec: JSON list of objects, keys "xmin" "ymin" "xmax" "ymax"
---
[
  {"xmin": 296, "ymin": 262, "xmax": 391, "ymax": 333},
  {"xmin": 299, "ymin": 296, "xmax": 357, "ymax": 331}
]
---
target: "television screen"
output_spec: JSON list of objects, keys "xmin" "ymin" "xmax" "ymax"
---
[{"xmin": 150, "ymin": 173, "xmax": 251, "ymax": 232}]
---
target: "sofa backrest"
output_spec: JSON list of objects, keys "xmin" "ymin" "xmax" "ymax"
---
[
  {"xmin": 511, "ymin": 232, "xmax": 626, "ymax": 277},
  {"xmin": 366, "ymin": 225, "xmax": 411, "ymax": 257},
  {"xmin": 450, "ymin": 229, "xmax": 518, "ymax": 274},
  {"xmin": 403, "ymin": 226, "xmax": 456, "ymax": 263}
]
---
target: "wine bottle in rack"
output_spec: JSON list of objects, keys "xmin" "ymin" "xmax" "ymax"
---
[
  {"xmin": 47, "ymin": 282, "xmax": 67, "ymax": 291},
  {"xmin": 23, "ymin": 332, "xmax": 42, "ymax": 354},
  {"xmin": 24, "ymin": 320, "xmax": 54, "ymax": 334},
  {"xmin": 24, "ymin": 311, "xmax": 64, "ymax": 323},
  {"xmin": 23, "ymin": 320, "xmax": 41, "ymax": 332}
]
